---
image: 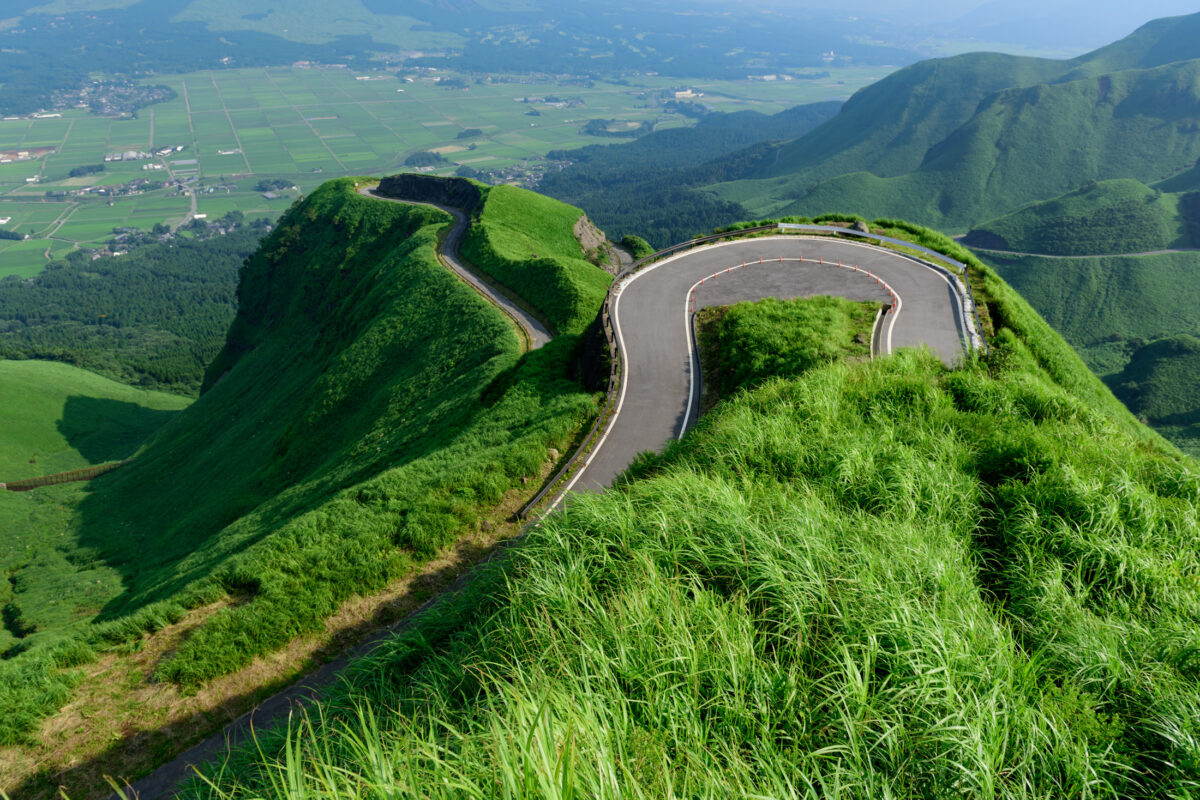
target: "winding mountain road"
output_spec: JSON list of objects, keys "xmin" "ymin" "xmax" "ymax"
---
[
  {"xmin": 560, "ymin": 235, "xmax": 969, "ymax": 496},
  {"xmin": 112, "ymin": 202, "xmax": 971, "ymax": 800},
  {"xmin": 359, "ymin": 186, "xmax": 552, "ymax": 349}
]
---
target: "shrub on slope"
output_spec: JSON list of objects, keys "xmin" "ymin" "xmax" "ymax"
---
[
  {"xmin": 460, "ymin": 184, "xmax": 612, "ymax": 335},
  {"xmin": 0, "ymin": 178, "xmax": 602, "ymax": 744}
]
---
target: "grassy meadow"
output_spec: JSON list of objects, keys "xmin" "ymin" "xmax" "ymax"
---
[
  {"xmin": 184, "ymin": 258, "xmax": 1200, "ymax": 798},
  {"xmin": 0, "ymin": 360, "xmax": 189, "ymax": 733}
]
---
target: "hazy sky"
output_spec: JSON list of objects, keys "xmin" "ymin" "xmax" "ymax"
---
[{"xmin": 750, "ymin": 0, "xmax": 1198, "ymax": 51}]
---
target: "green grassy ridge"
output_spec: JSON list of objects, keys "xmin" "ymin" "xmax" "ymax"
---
[
  {"xmin": 191, "ymin": 302, "xmax": 1200, "ymax": 798},
  {"xmin": 460, "ymin": 184, "xmax": 613, "ymax": 335},
  {"xmin": 738, "ymin": 58, "xmax": 1200, "ymax": 230},
  {"xmin": 0, "ymin": 179, "xmax": 602, "ymax": 744},
  {"xmin": 186, "ymin": 222, "xmax": 1198, "ymax": 799},
  {"xmin": 964, "ymin": 179, "xmax": 1190, "ymax": 255},
  {"xmin": 695, "ymin": 13, "xmax": 1200, "ymax": 230}
]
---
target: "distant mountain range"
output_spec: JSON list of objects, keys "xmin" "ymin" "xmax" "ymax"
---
[{"xmin": 541, "ymin": 11, "xmax": 1200, "ymax": 455}]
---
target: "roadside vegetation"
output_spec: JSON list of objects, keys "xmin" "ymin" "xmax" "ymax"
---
[
  {"xmin": 185, "ymin": 240, "xmax": 1200, "ymax": 799},
  {"xmin": 696, "ymin": 295, "xmax": 876, "ymax": 408},
  {"xmin": 0, "ymin": 179, "xmax": 607, "ymax": 794},
  {"xmin": 461, "ymin": 185, "xmax": 612, "ymax": 334}
]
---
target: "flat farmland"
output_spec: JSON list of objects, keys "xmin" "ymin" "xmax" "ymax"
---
[{"xmin": 0, "ymin": 64, "xmax": 886, "ymax": 275}]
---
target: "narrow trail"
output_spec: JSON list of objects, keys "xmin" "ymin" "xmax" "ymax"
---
[{"xmin": 112, "ymin": 211, "xmax": 973, "ymax": 800}]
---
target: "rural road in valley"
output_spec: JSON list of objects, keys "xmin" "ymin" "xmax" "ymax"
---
[
  {"xmin": 360, "ymin": 186, "xmax": 553, "ymax": 350},
  {"xmin": 561, "ymin": 235, "xmax": 969, "ymax": 495}
]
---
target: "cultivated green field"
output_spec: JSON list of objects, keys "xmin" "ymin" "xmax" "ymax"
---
[{"xmin": 0, "ymin": 64, "xmax": 885, "ymax": 276}]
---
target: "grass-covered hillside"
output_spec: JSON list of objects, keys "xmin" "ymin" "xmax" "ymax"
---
[
  {"xmin": 187, "ymin": 221, "xmax": 1200, "ymax": 800},
  {"xmin": 1, "ymin": 178, "xmax": 608, "ymax": 796},
  {"xmin": 1112, "ymin": 334, "xmax": 1200, "ymax": 455},
  {"xmin": 695, "ymin": 13, "xmax": 1200, "ymax": 230},
  {"xmin": 0, "ymin": 361, "xmax": 188, "ymax": 728},
  {"xmin": 964, "ymin": 179, "xmax": 1194, "ymax": 255},
  {"xmin": 980, "ymin": 248, "xmax": 1200, "ymax": 455},
  {"xmin": 461, "ymin": 184, "xmax": 613, "ymax": 335}
]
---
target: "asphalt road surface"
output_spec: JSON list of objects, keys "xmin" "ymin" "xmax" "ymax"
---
[{"xmin": 562, "ymin": 236, "xmax": 968, "ymax": 495}]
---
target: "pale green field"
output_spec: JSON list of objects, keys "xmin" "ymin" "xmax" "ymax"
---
[{"xmin": 0, "ymin": 64, "xmax": 888, "ymax": 276}]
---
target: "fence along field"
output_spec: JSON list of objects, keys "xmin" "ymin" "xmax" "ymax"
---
[{"xmin": 0, "ymin": 64, "xmax": 886, "ymax": 277}]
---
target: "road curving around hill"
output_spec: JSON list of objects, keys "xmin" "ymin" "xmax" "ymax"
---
[
  {"xmin": 359, "ymin": 185, "xmax": 552, "ymax": 350},
  {"xmin": 115, "ymin": 219, "xmax": 972, "ymax": 800},
  {"xmin": 558, "ymin": 235, "xmax": 970, "ymax": 497}
]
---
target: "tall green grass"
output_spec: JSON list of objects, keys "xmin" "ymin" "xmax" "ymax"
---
[
  {"xmin": 184, "ymin": 317, "xmax": 1200, "ymax": 799},
  {"xmin": 698, "ymin": 294, "xmax": 876, "ymax": 401},
  {"xmin": 180, "ymin": 261, "xmax": 1199, "ymax": 799},
  {"xmin": 461, "ymin": 185, "xmax": 612, "ymax": 335}
]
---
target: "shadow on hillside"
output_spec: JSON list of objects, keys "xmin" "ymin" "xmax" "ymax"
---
[{"xmin": 57, "ymin": 395, "xmax": 181, "ymax": 465}]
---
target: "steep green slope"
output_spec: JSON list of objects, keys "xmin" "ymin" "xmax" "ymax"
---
[
  {"xmin": 976, "ymin": 249, "xmax": 1200, "ymax": 455},
  {"xmin": 729, "ymin": 59, "xmax": 1200, "ymax": 228},
  {"xmin": 461, "ymin": 184, "xmax": 612, "ymax": 335},
  {"xmin": 0, "ymin": 179, "xmax": 603, "ymax": 745},
  {"xmin": 964, "ymin": 179, "xmax": 1190, "ymax": 255},
  {"xmin": 195, "ymin": 257, "xmax": 1200, "ymax": 798}
]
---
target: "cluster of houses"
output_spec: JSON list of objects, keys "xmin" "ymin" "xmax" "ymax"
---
[
  {"xmin": 0, "ymin": 146, "xmax": 55, "ymax": 164},
  {"xmin": 104, "ymin": 145, "xmax": 185, "ymax": 163}
]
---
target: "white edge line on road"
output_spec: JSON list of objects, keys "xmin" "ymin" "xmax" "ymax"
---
[
  {"xmin": 680, "ymin": 256, "xmax": 904, "ymax": 433},
  {"xmin": 547, "ymin": 246, "xmax": 706, "ymax": 509},
  {"xmin": 547, "ymin": 234, "xmax": 951, "ymax": 509}
]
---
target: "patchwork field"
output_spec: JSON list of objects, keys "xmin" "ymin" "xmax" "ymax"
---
[{"xmin": 0, "ymin": 64, "xmax": 887, "ymax": 276}]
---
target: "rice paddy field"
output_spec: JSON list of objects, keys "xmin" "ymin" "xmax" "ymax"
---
[{"xmin": 0, "ymin": 64, "xmax": 889, "ymax": 277}]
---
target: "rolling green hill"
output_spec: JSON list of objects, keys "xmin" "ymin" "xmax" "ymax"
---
[
  {"xmin": 964, "ymin": 179, "xmax": 1192, "ymax": 255},
  {"xmin": 194, "ymin": 237, "xmax": 1200, "ymax": 799},
  {"xmin": 0, "ymin": 178, "xmax": 608, "ymax": 763},
  {"xmin": 0, "ymin": 360, "xmax": 189, "ymax": 737}
]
